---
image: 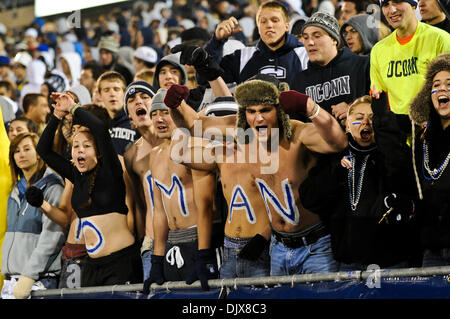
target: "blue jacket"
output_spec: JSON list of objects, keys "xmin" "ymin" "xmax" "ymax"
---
[
  {"xmin": 1, "ymin": 168, "xmax": 65, "ymax": 280},
  {"xmin": 204, "ymin": 33, "xmax": 309, "ymax": 87}
]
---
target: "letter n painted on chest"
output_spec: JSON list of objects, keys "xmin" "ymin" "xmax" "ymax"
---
[
  {"xmin": 144, "ymin": 171, "xmax": 155, "ymax": 213},
  {"xmin": 154, "ymin": 174, "xmax": 189, "ymax": 217},
  {"xmin": 255, "ymin": 178, "xmax": 299, "ymax": 225},
  {"xmin": 228, "ymin": 185, "xmax": 256, "ymax": 224}
]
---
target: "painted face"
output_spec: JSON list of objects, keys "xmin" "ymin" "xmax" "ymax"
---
[
  {"xmin": 301, "ymin": 26, "xmax": 338, "ymax": 66},
  {"xmin": 127, "ymin": 92, "xmax": 153, "ymax": 128},
  {"xmin": 8, "ymin": 120, "xmax": 29, "ymax": 141},
  {"xmin": 257, "ymin": 7, "xmax": 289, "ymax": 50},
  {"xmin": 151, "ymin": 109, "xmax": 173, "ymax": 139},
  {"xmin": 346, "ymin": 102, "xmax": 375, "ymax": 146},
  {"xmin": 245, "ymin": 104, "xmax": 279, "ymax": 142},
  {"xmin": 382, "ymin": 0, "xmax": 416, "ymax": 30},
  {"xmin": 99, "ymin": 80, "xmax": 125, "ymax": 115},
  {"xmin": 431, "ymin": 70, "xmax": 450, "ymax": 120},
  {"xmin": 158, "ymin": 64, "xmax": 182, "ymax": 89},
  {"xmin": 343, "ymin": 25, "xmax": 363, "ymax": 54},
  {"xmin": 71, "ymin": 131, "xmax": 98, "ymax": 173},
  {"xmin": 14, "ymin": 137, "xmax": 39, "ymax": 171}
]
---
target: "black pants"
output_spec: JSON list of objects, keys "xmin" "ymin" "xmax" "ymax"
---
[{"xmin": 81, "ymin": 242, "xmax": 143, "ymax": 287}]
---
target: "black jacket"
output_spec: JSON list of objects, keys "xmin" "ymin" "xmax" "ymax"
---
[
  {"xmin": 291, "ymin": 47, "xmax": 370, "ymax": 120},
  {"xmin": 204, "ymin": 33, "xmax": 308, "ymax": 87},
  {"xmin": 300, "ymin": 103, "xmax": 418, "ymax": 267}
]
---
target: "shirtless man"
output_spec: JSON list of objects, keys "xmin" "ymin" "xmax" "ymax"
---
[
  {"xmin": 165, "ymin": 74, "xmax": 347, "ymax": 277},
  {"xmin": 144, "ymin": 88, "xmax": 221, "ymax": 292},
  {"xmin": 122, "ymin": 81, "xmax": 159, "ymax": 281}
]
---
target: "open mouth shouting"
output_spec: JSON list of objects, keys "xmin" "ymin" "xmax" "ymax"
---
[
  {"xmin": 360, "ymin": 127, "xmax": 373, "ymax": 142},
  {"xmin": 135, "ymin": 107, "xmax": 148, "ymax": 119},
  {"xmin": 256, "ymin": 125, "xmax": 268, "ymax": 137},
  {"xmin": 437, "ymin": 95, "xmax": 450, "ymax": 109}
]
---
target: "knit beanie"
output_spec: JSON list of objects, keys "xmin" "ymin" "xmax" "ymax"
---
[
  {"xmin": 150, "ymin": 88, "xmax": 169, "ymax": 113},
  {"xmin": 98, "ymin": 36, "xmax": 119, "ymax": 54},
  {"xmin": 380, "ymin": 0, "xmax": 417, "ymax": 7},
  {"xmin": 124, "ymin": 81, "xmax": 156, "ymax": 114},
  {"xmin": 301, "ymin": 12, "xmax": 341, "ymax": 46},
  {"xmin": 67, "ymin": 84, "xmax": 92, "ymax": 106}
]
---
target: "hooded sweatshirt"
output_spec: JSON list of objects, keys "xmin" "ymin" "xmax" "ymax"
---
[
  {"xmin": 152, "ymin": 53, "xmax": 188, "ymax": 90},
  {"xmin": 1, "ymin": 168, "xmax": 65, "ymax": 280},
  {"xmin": 204, "ymin": 33, "xmax": 309, "ymax": 87},
  {"xmin": 58, "ymin": 52, "xmax": 82, "ymax": 88},
  {"xmin": 341, "ymin": 14, "xmax": 379, "ymax": 55},
  {"xmin": 291, "ymin": 47, "xmax": 370, "ymax": 119}
]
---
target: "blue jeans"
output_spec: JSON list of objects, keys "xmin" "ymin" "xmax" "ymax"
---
[
  {"xmin": 142, "ymin": 250, "xmax": 152, "ymax": 281},
  {"xmin": 219, "ymin": 236, "xmax": 270, "ymax": 279},
  {"xmin": 270, "ymin": 234, "xmax": 337, "ymax": 276},
  {"xmin": 422, "ymin": 249, "xmax": 450, "ymax": 267}
]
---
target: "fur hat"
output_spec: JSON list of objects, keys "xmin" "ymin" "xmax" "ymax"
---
[
  {"xmin": 234, "ymin": 74, "xmax": 291, "ymax": 143},
  {"xmin": 409, "ymin": 53, "xmax": 450, "ymax": 125}
]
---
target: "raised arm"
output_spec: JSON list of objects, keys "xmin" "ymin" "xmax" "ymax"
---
[
  {"xmin": 165, "ymin": 84, "xmax": 236, "ymax": 135},
  {"xmin": 36, "ymin": 114, "xmax": 74, "ymax": 182},
  {"xmin": 279, "ymin": 90, "xmax": 348, "ymax": 153}
]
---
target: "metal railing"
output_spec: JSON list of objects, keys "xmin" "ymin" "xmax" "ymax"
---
[{"xmin": 31, "ymin": 265, "xmax": 450, "ymax": 298}]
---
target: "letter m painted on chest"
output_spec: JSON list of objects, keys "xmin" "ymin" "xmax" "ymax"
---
[
  {"xmin": 154, "ymin": 174, "xmax": 190, "ymax": 217},
  {"xmin": 255, "ymin": 178, "xmax": 299, "ymax": 225}
]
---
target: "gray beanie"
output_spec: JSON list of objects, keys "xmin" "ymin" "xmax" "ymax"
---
[
  {"xmin": 301, "ymin": 12, "xmax": 341, "ymax": 46},
  {"xmin": 68, "ymin": 84, "xmax": 92, "ymax": 106},
  {"xmin": 98, "ymin": 36, "xmax": 119, "ymax": 54},
  {"xmin": 150, "ymin": 88, "xmax": 169, "ymax": 114},
  {"xmin": 341, "ymin": 14, "xmax": 379, "ymax": 55}
]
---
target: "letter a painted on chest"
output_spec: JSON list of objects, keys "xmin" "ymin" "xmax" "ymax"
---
[
  {"xmin": 255, "ymin": 178, "xmax": 299, "ymax": 225},
  {"xmin": 228, "ymin": 185, "xmax": 256, "ymax": 224}
]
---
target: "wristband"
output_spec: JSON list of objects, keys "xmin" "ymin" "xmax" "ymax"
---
[
  {"xmin": 308, "ymin": 104, "xmax": 321, "ymax": 120},
  {"xmin": 70, "ymin": 103, "xmax": 81, "ymax": 115}
]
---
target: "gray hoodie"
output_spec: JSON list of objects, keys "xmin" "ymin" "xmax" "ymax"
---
[
  {"xmin": 1, "ymin": 168, "xmax": 65, "ymax": 280},
  {"xmin": 152, "ymin": 53, "xmax": 188, "ymax": 90},
  {"xmin": 341, "ymin": 14, "xmax": 379, "ymax": 55}
]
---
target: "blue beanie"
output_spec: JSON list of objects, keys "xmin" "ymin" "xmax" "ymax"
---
[
  {"xmin": 380, "ymin": 0, "xmax": 417, "ymax": 6},
  {"xmin": 124, "ymin": 81, "xmax": 156, "ymax": 114}
]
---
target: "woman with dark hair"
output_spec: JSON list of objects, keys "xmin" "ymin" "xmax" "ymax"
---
[
  {"xmin": 409, "ymin": 53, "xmax": 450, "ymax": 266},
  {"xmin": 300, "ymin": 93, "xmax": 418, "ymax": 271},
  {"xmin": 1, "ymin": 132, "xmax": 65, "ymax": 299},
  {"xmin": 35, "ymin": 93, "xmax": 142, "ymax": 287}
]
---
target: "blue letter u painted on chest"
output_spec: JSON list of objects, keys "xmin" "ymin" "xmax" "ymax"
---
[
  {"xmin": 255, "ymin": 178, "xmax": 299, "ymax": 225},
  {"xmin": 154, "ymin": 174, "xmax": 189, "ymax": 217}
]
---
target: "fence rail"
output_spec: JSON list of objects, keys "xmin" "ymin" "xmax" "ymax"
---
[{"xmin": 31, "ymin": 265, "xmax": 450, "ymax": 298}]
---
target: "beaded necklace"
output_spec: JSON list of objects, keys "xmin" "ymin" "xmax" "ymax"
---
[
  {"xmin": 348, "ymin": 152, "xmax": 370, "ymax": 211},
  {"xmin": 422, "ymin": 138, "xmax": 450, "ymax": 181}
]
